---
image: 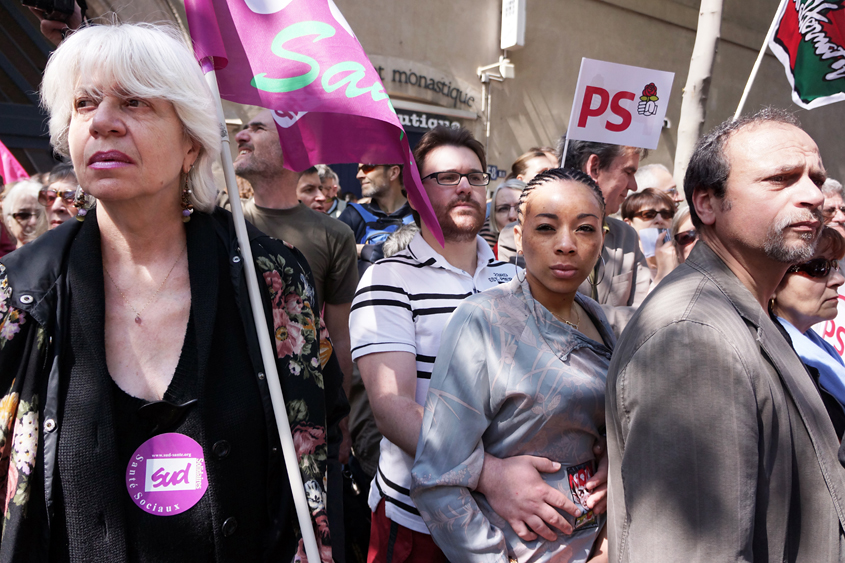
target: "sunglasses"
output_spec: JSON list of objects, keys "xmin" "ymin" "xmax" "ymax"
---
[
  {"xmin": 38, "ymin": 188, "xmax": 76, "ymax": 207},
  {"xmin": 11, "ymin": 211, "xmax": 37, "ymax": 223},
  {"xmin": 787, "ymin": 258, "xmax": 840, "ymax": 279},
  {"xmin": 358, "ymin": 163, "xmax": 400, "ymax": 174},
  {"xmin": 674, "ymin": 229, "xmax": 697, "ymax": 246},
  {"xmin": 633, "ymin": 208, "xmax": 674, "ymax": 221}
]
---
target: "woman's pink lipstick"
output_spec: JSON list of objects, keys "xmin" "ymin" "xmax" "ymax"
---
[{"xmin": 88, "ymin": 151, "xmax": 134, "ymax": 169}]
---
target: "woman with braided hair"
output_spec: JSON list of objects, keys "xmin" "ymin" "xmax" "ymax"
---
[{"xmin": 411, "ymin": 168, "xmax": 612, "ymax": 562}]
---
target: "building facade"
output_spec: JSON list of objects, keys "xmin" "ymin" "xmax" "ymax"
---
[{"xmin": 4, "ymin": 0, "xmax": 845, "ymax": 190}]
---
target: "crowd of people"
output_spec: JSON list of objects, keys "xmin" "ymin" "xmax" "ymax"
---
[{"xmin": 1, "ymin": 15, "xmax": 845, "ymax": 563}]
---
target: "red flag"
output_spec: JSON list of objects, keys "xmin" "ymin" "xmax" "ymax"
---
[{"xmin": 0, "ymin": 140, "xmax": 28, "ymax": 185}]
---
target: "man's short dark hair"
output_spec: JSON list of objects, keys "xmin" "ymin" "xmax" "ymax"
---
[
  {"xmin": 409, "ymin": 126, "xmax": 487, "ymax": 226},
  {"xmin": 557, "ymin": 137, "xmax": 647, "ymax": 175},
  {"xmin": 300, "ymin": 166, "xmax": 319, "ymax": 177},
  {"xmin": 413, "ymin": 126, "xmax": 487, "ymax": 176},
  {"xmin": 47, "ymin": 162, "xmax": 77, "ymax": 186},
  {"xmin": 684, "ymin": 107, "xmax": 801, "ymax": 229}
]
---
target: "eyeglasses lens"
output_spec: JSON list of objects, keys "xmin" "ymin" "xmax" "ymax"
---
[
  {"xmin": 358, "ymin": 164, "xmax": 378, "ymax": 174},
  {"xmin": 638, "ymin": 209, "xmax": 674, "ymax": 220},
  {"xmin": 674, "ymin": 230, "xmax": 697, "ymax": 246},
  {"xmin": 12, "ymin": 212, "xmax": 35, "ymax": 223},
  {"xmin": 790, "ymin": 258, "xmax": 840, "ymax": 278},
  {"xmin": 38, "ymin": 190, "xmax": 55, "ymax": 206}
]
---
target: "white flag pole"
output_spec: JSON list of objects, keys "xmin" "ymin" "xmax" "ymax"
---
[
  {"xmin": 204, "ymin": 69, "xmax": 322, "ymax": 563},
  {"xmin": 561, "ymin": 58, "xmax": 587, "ymax": 166},
  {"xmin": 734, "ymin": 0, "xmax": 788, "ymax": 120}
]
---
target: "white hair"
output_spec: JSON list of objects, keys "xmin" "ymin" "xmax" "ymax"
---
[
  {"xmin": 3, "ymin": 180, "xmax": 48, "ymax": 244},
  {"xmin": 634, "ymin": 163, "xmax": 672, "ymax": 193},
  {"xmin": 822, "ymin": 178, "xmax": 845, "ymax": 200},
  {"xmin": 40, "ymin": 22, "xmax": 221, "ymax": 213},
  {"xmin": 315, "ymin": 164, "xmax": 339, "ymax": 184}
]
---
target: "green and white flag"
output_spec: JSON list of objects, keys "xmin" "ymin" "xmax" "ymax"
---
[{"xmin": 769, "ymin": 0, "xmax": 845, "ymax": 109}]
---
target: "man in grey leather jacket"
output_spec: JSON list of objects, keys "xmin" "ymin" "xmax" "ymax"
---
[{"xmin": 607, "ymin": 109, "xmax": 845, "ymax": 562}]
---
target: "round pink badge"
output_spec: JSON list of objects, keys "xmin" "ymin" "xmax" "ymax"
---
[{"xmin": 125, "ymin": 432, "xmax": 208, "ymax": 516}]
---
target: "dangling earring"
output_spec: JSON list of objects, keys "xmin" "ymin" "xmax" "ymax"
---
[
  {"xmin": 769, "ymin": 296, "xmax": 777, "ymax": 314},
  {"xmin": 74, "ymin": 185, "xmax": 88, "ymax": 222},
  {"xmin": 181, "ymin": 169, "xmax": 194, "ymax": 223}
]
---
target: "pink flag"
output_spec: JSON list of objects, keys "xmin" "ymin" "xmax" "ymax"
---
[
  {"xmin": 0, "ymin": 140, "xmax": 28, "ymax": 185},
  {"xmin": 184, "ymin": 0, "xmax": 443, "ymax": 243}
]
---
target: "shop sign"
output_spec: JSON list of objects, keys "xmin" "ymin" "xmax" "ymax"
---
[{"xmin": 397, "ymin": 110, "xmax": 460, "ymax": 131}]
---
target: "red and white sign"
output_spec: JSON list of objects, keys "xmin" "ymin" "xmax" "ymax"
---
[{"xmin": 566, "ymin": 58, "xmax": 674, "ymax": 150}]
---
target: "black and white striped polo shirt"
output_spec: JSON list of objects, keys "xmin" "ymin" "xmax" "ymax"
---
[{"xmin": 350, "ymin": 233, "xmax": 518, "ymax": 533}]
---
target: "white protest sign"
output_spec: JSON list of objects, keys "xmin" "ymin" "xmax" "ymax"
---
[{"xmin": 566, "ymin": 58, "xmax": 674, "ymax": 150}]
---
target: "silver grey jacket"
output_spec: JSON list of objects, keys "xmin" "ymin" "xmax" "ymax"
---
[{"xmin": 606, "ymin": 241, "xmax": 845, "ymax": 562}]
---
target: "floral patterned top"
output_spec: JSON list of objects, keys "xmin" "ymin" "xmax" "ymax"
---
[
  {"xmin": 411, "ymin": 277, "xmax": 614, "ymax": 563},
  {"xmin": 0, "ymin": 209, "xmax": 332, "ymax": 562}
]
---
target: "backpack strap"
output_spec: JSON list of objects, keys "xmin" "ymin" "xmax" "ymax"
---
[{"xmin": 348, "ymin": 202, "xmax": 379, "ymax": 223}]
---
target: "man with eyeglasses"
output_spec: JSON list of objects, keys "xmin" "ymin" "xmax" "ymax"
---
[
  {"xmin": 606, "ymin": 109, "xmax": 845, "ymax": 562},
  {"xmin": 352, "ymin": 126, "xmax": 587, "ymax": 562},
  {"xmin": 338, "ymin": 162, "xmax": 414, "ymax": 258}
]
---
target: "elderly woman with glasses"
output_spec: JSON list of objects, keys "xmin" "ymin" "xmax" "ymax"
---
[
  {"xmin": 3, "ymin": 179, "xmax": 48, "ymax": 248},
  {"xmin": 772, "ymin": 226, "xmax": 845, "ymax": 436},
  {"xmin": 480, "ymin": 178, "xmax": 526, "ymax": 256},
  {"xmin": 0, "ymin": 22, "xmax": 335, "ymax": 561}
]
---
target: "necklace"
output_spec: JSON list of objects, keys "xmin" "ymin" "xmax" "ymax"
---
[
  {"xmin": 103, "ymin": 242, "xmax": 188, "ymax": 325},
  {"xmin": 551, "ymin": 304, "xmax": 581, "ymax": 330}
]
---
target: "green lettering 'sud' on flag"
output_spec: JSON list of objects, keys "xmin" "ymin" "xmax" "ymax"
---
[{"xmin": 769, "ymin": 0, "xmax": 845, "ymax": 109}]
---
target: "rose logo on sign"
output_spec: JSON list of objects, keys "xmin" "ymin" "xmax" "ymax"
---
[
  {"xmin": 637, "ymin": 83, "xmax": 659, "ymax": 116},
  {"xmin": 126, "ymin": 433, "xmax": 208, "ymax": 516}
]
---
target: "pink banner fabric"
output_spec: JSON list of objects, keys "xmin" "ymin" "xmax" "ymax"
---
[
  {"xmin": 0, "ymin": 140, "xmax": 29, "ymax": 185},
  {"xmin": 184, "ymin": 0, "xmax": 443, "ymax": 243}
]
